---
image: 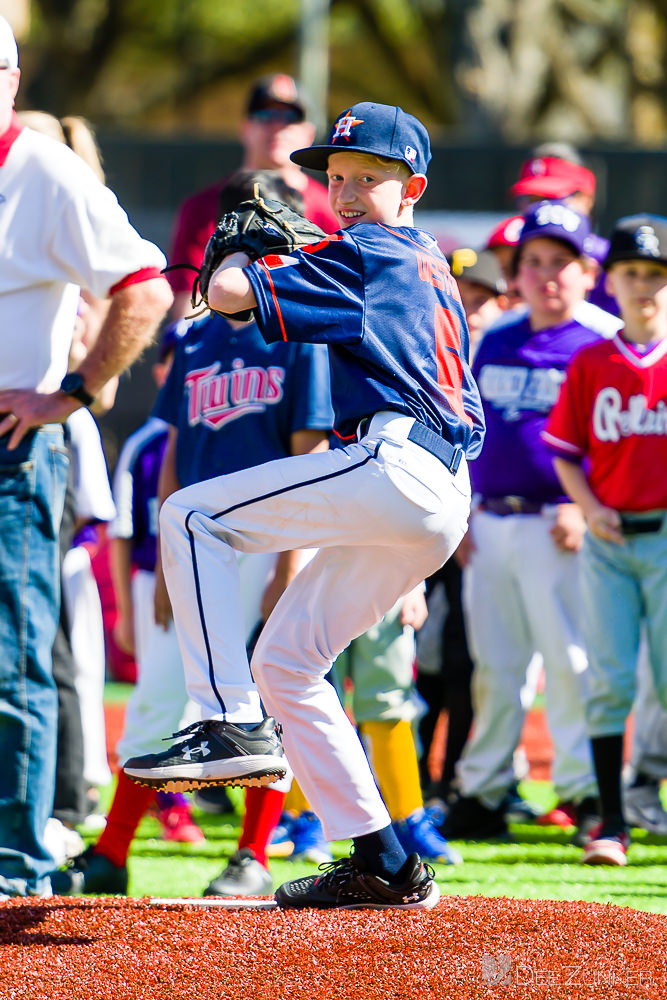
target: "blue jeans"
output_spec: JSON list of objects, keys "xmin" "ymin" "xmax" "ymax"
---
[{"xmin": 0, "ymin": 425, "xmax": 69, "ymax": 896}]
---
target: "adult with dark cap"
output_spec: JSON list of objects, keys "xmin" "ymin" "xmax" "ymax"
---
[
  {"xmin": 0, "ymin": 15, "xmax": 172, "ymax": 898},
  {"xmin": 167, "ymin": 73, "xmax": 337, "ymax": 320}
]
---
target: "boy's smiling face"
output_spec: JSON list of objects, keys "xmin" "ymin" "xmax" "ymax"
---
[{"xmin": 326, "ymin": 151, "xmax": 425, "ymax": 229}]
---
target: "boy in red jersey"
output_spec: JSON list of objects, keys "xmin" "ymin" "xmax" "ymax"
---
[{"xmin": 544, "ymin": 214, "xmax": 667, "ymax": 866}]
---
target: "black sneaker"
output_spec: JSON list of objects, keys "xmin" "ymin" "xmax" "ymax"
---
[
  {"xmin": 274, "ymin": 852, "xmax": 439, "ymax": 910},
  {"xmin": 193, "ymin": 785, "xmax": 236, "ymax": 814},
  {"xmin": 502, "ymin": 783, "xmax": 542, "ymax": 823},
  {"xmin": 122, "ymin": 717, "xmax": 286, "ymax": 792},
  {"xmin": 204, "ymin": 849, "xmax": 273, "ymax": 897},
  {"xmin": 440, "ymin": 794, "xmax": 508, "ymax": 840},
  {"xmin": 572, "ymin": 796, "xmax": 602, "ymax": 848},
  {"xmin": 50, "ymin": 845, "xmax": 128, "ymax": 896}
]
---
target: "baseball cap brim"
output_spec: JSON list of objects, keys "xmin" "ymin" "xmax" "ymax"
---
[
  {"xmin": 510, "ymin": 176, "xmax": 581, "ymax": 199},
  {"xmin": 291, "ymin": 142, "xmax": 421, "ymax": 173}
]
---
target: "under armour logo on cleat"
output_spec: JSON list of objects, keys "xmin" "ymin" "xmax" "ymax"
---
[{"xmin": 181, "ymin": 741, "xmax": 210, "ymax": 761}]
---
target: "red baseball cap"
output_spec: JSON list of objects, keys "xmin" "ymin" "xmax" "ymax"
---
[
  {"xmin": 486, "ymin": 215, "xmax": 524, "ymax": 249},
  {"xmin": 509, "ymin": 156, "xmax": 596, "ymax": 200}
]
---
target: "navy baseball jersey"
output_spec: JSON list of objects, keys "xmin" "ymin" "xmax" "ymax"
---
[
  {"xmin": 109, "ymin": 417, "xmax": 168, "ymax": 571},
  {"xmin": 245, "ymin": 223, "xmax": 485, "ymax": 456},
  {"xmin": 154, "ymin": 314, "xmax": 333, "ymax": 487},
  {"xmin": 471, "ymin": 315, "xmax": 602, "ymax": 503}
]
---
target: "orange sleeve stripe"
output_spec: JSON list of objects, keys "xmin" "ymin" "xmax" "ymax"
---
[
  {"xmin": 257, "ymin": 259, "xmax": 289, "ymax": 342},
  {"xmin": 109, "ymin": 267, "xmax": 164, "ymax": 296}
]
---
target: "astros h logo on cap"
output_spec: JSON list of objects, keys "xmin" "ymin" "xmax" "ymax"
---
[
  {"xmin": 290, "ymin": 102, "xmax": 431, "ymax": 176},
  {"xmin": 331, "ymin": 112, "xmax": 365, "ymax": 142}
]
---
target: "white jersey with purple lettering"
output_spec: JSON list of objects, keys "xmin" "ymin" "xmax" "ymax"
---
[{"xmin": 454, "ymin": 310, "xmax": 601, "ymax": 808}]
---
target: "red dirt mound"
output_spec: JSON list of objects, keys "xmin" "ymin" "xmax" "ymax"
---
[{"xmin": 1, "ymin": 894, "xmax": 664, "ymax": 1000}]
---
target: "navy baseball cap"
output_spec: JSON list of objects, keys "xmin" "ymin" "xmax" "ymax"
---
[
  {"xmin": 517, "ymin": 201, "xmax": 592, "ymax": 256},
  {"xmin": 603, "ymin": 214, "xmax": 667, "ymax": 269},
  {"xmin": 290, "ymin": 102, "xmax": 431, "ymax": 175}
]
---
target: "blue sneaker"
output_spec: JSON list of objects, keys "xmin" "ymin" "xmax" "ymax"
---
[
  {"xmin": 266, "ymin": 811, "xmax": 297, "ymax": 858},
  {"xmin": 289, "ymin": 810, "xmax": 333, "ymax": 864},
  {"xmin": 393, "ymin": 809, "xmax": 463, "ymax": 865}
]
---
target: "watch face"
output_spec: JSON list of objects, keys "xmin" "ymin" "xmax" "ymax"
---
[{"xmin": 61, "ymin": 373, "xmax": 94, "ymax": 405}]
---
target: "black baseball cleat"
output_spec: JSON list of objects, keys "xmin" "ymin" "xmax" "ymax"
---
[
  {"xmin": 122, "ymin": 717, "xmax": 286, "ymax": 792},
  {"xmin": 50, "ymin": 845, "xmax": 128, "ymax": 896},
  {"xmin": 274, "ymin": 852, "xmax": 440, "ymax": 910}
]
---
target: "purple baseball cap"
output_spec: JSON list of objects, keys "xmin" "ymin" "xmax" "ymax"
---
[
  {"xmin": 290, "ymin": 102, "xmax": 431, "ymax": 175},
  {"xmin": 517, "ymin": 201, "xmax": 593, "ymax": 256}
]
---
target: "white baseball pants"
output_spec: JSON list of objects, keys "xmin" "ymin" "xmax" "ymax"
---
[
  {"xmin": 117, "ymin": 554, "xmax": 299, "ymax": 792},
  {"xmin": 458, "ymin": 509, "xmax": 597, "ymax": 807},
  {"xmin": 160, "ymin": 412, "xmax": 471, "ymax": 841}
]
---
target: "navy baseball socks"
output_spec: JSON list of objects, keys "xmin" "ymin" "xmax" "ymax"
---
[
  {"xmin": 275, "ymin": 824, "xmax": 440, "ymax": 910},
  {"xmin": 122, "ymin": 717, "xmax": 286, "ymax": 792}
]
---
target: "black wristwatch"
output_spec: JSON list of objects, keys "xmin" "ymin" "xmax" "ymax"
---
[{"xmin": 59, "ymin": 372, "xmax": 95, "ymax": 407}]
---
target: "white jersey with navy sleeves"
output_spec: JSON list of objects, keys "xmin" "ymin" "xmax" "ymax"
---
[{"xmin": 246, "ymin": 223, "xmax": 485, "ymax": 453}]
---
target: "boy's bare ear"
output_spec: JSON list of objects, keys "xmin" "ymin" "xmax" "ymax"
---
[{"xmin": 402, "ymin": 173, "xmax": 428, "ymax": 206}]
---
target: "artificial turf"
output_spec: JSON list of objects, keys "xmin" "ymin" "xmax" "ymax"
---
[{"xmin": 80, "ymin": 775, "xmax": 667, "ymax": 914}]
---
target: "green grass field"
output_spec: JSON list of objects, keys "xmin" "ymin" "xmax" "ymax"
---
[{"xmin": 96, "ymin": 685, "xmax": 667, "ymax": 914}]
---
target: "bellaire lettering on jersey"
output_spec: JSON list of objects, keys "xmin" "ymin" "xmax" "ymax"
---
[{"xmin": 543, "ymin": 335, "xmax": 667, "ymax": 512}]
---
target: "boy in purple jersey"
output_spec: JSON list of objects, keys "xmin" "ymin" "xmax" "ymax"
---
[
  {"xmin": 124, "ymin": 103, "xmax": 484, "ymax": 910},
  {"xmin": 442, "ymin": 202, "xmax": 601, "ymax": 844}
]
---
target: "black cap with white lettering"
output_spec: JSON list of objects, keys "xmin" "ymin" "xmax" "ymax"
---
[{"xmin": 604, "ymin": 214, "xmax": 667, "ymax": 269}]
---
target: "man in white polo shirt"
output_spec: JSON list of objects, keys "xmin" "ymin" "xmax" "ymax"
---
[{"xmin": 0, "ymin": 16, "xmax": 173, "ymax": 897}]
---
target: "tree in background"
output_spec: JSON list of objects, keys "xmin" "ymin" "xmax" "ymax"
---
[{"xmin": 15, "ymin": 0, "xmax": 667, "ymax": 144}]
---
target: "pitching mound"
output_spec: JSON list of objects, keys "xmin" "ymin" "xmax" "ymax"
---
[{"xmin": 1, "ymin": 893, "xmax": 665, "ymax": 999}]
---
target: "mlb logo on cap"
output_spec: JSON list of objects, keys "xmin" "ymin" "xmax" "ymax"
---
[{"xmin": 290, "ymin": 102, "xmax": 431, "ymax": 175}]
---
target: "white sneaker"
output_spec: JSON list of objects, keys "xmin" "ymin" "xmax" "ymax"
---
[
  {"xmin": 44, "ymin": 818, "xmax": 85, "ymax": 866},
  {"xmin": 623, "ymin": 782, "xmax": 667, "ymax": 835}
]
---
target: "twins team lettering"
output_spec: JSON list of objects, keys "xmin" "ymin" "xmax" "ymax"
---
[
  {"xmin": 593, "ymin": 388, "xmax": 667, "ymax": 441},
  {"xmin": 185, "ymin": 359, "xmax": 286, "ymax": 429}
]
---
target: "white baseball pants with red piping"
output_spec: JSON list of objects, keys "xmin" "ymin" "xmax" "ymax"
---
[{"xmin": 159, "ymin": 412, "xmax": 471, "ymax": 841}]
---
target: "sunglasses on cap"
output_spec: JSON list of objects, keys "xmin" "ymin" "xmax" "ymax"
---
[{"xmin": 248, "ymin": 106, "xmax": 302, "ymax": 126}]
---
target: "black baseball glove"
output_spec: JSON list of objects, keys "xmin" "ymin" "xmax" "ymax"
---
[{"xmin": 193, "ymin": 189, "xmax": 327, "ymax": 315}]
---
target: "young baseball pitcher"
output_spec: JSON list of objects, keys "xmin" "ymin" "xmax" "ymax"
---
[
  {"xmin": 544, "ymin": 214, "xmax": 667, "ymax": 866},
  {"xmin": 124, "ymin": 103, "xmax": 485, "ymax": 909}
]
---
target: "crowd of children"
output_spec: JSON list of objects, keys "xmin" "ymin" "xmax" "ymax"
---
[{"xmin": 46, "ymin": 80, "xmax": 667, "ymax": 908}]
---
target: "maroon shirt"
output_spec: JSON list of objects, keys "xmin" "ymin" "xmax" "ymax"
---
[{"xmin": 167, "ymin": 175, "xmax": 337, "ymax": 294}]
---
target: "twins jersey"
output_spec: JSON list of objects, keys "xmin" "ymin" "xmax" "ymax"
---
[
  {"xmin": 108, "ymin": 417, "xmax": 168, "ymax": 571},
  {"xmin": 154, "ymin": 314, "xmax": 333, "ymax": 486},
  {"xmin": 544, "ymin": 334, "xmax": 667, "ymax": 512},
  {"xmin": 471, "ymin": 314, "xmax": 601, "ymax": 502},
  {"xmin": 245, "ymin": 222, "xmax": 485, "ymax": 456}
]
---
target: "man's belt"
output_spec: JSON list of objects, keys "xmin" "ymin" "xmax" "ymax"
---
[{"xmin": 479, "ymin": 496, "xmax": 545, "ymax": 516}]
